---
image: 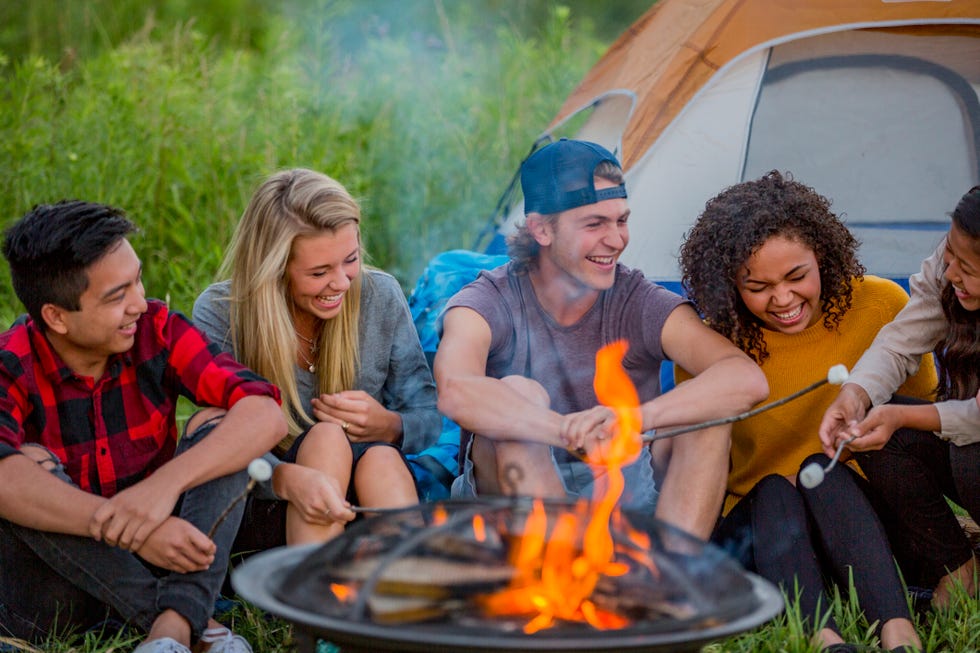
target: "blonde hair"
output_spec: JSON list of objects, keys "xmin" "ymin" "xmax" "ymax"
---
[{"xmin": 219, "ymin": 168, "xmax": 363, "ymax": 447}]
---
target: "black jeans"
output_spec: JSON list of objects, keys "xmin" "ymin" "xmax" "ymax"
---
[
  {"xmin": 0, "ymin": 419, "xmax": 247, "ymax": 642},
  {"xmin": 854, "ymin": 406, "xmax": 980, "ymax": 589},
  {"xmin": 713, "ymin": 454, "xmax": 912, "ymax": 636}
]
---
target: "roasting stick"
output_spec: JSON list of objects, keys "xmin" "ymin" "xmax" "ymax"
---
[
  {"xmin": 798, "ymin": 436, "xmax": 856, "ymax": 489},
  {"xmin": 569, "ymin": 364, "xmax": 850, "ymax": 458},
  {"xmin": 207, "ymin": 458, "xmax": 273, "ymax": 538},
  {"xmin": 640, "ymin": 364, "xmax": 850, "ymax": 445}
]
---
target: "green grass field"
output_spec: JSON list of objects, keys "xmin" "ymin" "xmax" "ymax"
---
[{"xmin": 0, "ymin": 2, "xmax": 977, "ymax": 651}]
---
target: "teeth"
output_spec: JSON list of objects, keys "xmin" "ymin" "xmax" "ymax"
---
[
  {"xmin": 318, "ymin": 294, "xmax": 342, "ymax": 302},
  {"xmin": 774, "ymin": 305, "xmax": 802, "ymax": 320},
  {"xmin": 588, "ymin": 256, "xmax": 614, "ymax": 264}
]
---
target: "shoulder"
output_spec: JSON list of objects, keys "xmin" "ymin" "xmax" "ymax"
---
[
  {"xmin": 0, "ymin": 322, "xmax": 34, "ymax": 374},
  {"xmin": 193, "ymin": 280, "xmax": 231, "ymax": 313},
  {"xmin": 363, "ymin": 268, "xmax": 403, "ymax": 297},
  {"xmin": 612, "ymin": 265, "xmax": 686, "ymax": 308},
  {"xmin": 852, "ymin": 275, "xmax": 909, "ymax": 310}
]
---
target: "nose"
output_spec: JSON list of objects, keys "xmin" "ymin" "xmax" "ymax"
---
[
  {"xmin": 328, "ymin": 268, "xmax": 352, "ymax": 291},
  {"xmin": 769, "ymin": 283, "xmax": 794, "ymax": 307},
  {"xmin": 944, "ymin": 258, "xmax": 961, "ymax": 285},
  {"xmin": 604, "ymin": 222, "xmax": 628, "ymax": 250},
  {"xmin": 130, "ymin": 283, "xmax": 148, "ymax": 315}
]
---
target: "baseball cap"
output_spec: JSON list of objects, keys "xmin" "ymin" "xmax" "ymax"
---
[{"xmin": 520, "ymin": 138, "xmax": 627, "ymax": 215}]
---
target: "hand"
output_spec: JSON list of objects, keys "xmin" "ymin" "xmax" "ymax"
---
[
  {"xmin": 559, "ymin": 406, "xmax": 615, "ymax": 455},
  {"xmin": 134, "ymin": 516, "xmax": 215, "ymax": 573},
  {"xmin": 818, "ymin": 383, "xmax": 870, "ymax": 457},
  {"xmin": 311, "ymin": 391, "xmax": 400, "ymax": 443},
  {"xmin": 844, "ymin": 405, "xmax": 901, "ymax": 452},
  {"xmin": 89, "ymin": 474, "xmax": 180, "ymax": 552},
  {"xmin": 275, "ymin": 463, "xmax": 355, "ymax": 526}
]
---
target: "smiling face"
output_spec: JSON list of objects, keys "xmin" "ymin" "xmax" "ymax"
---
[
  {"xmin": 532, "ymin": 177, "xmax": 630, "ymax": 296},
  {"xmin": 286, "ymin": 222, "xmax": 361, "ymax": 330},
  {"xmin": 45, "ymin": 238, "xmax": 148, "ymax": 377},
  {"xmin": 943, "ymin": 223, "xmax": 980, "ymax": 312},
  {"xmin": 737, "ymin": 235, "xmax": 823, "ymax": 334}
]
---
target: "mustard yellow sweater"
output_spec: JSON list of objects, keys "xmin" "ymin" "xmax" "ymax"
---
[{"xmin": 677, "ymin": 276, "xmax": 937, "ymax": 514}]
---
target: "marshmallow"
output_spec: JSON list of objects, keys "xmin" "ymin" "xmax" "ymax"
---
[
  {"xmin": 247, "ymin": 458, "xmax": 273, "ymax": 483},
  {"xmin": 827, "ymin": 364, "xmax": 849, "ymax": 386}
]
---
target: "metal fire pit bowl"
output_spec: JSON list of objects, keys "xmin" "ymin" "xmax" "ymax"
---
[{"xmin": 233, "ymin": 498, "xmax": 783, "ymax": 653}]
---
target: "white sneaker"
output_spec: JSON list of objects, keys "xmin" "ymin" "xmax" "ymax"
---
[
  {"xmin": 200, "ymin": 626, "xmax": 254, "ymax": 653},
  {"xmin": 132, "ymin": 637, "xmax": 192, "ymax": 653}
]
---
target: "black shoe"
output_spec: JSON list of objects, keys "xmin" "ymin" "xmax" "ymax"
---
[{"xmin": 822, "ymin": 645, "xmax": 860, "ymax": 653}]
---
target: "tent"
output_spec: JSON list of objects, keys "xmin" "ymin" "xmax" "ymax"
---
[{"xmin": 480, "ymin": 0, "xmax": 980, "ymax": 293}]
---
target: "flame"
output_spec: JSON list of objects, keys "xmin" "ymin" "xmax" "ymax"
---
[
  {"xmin": 473, "ymin": 513, "xmax": 487, "ymax": 542},
  {"xmin": 330, "ymin": 583, "xmax": 355, "ymax": 602},
  {"xmin": 479, "ymin": 341, "xmax": 646, "ymax": 632}
]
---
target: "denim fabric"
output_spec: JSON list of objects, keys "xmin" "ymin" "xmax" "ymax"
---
[{"xmin": 0, "ymin": 416, "xmax": 248, "ymax": 643}]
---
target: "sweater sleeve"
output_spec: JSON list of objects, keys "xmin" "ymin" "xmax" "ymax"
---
[
  {"xmin": 364, "ymin": 272, "xmax": 441, "ymax": 454},
  {"xmin": 848, "ymin": 244, "xmax": 947, "ymax": 406}
]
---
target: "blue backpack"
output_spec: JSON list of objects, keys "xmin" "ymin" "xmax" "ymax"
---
[{"xmin": 404, "ymin": 249, "xmax": 508, "ymax": 501}]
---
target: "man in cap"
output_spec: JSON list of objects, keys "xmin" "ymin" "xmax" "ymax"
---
[{"xmin": 434, "ymin": 139, "xmax": 768, "ymax": 538}]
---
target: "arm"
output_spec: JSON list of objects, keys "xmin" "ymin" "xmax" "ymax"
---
[
  {"xmin": 91, "ymin": 394, "xmax": 286, "ymax": 551},
  {"xmin": 650, "ymin": 305, "xmax": 768, "ymax": 539},
  {"xmin": 640, "ymin": 305, "xmax": 769, "ymax": 430},
  {"xmin": 846, "ymin": 245, "xmax": 947, "ymax": 406},
  {"xmin": 312, "ymin": 274, "xmax": 440, "ymax": 452},
  {"xmin": 435, "ymin": 306, "xmax": 564, "ymax": 446},
  {"xmin": 0, "ymin": 453, "xmax": 105, "ymax": 535}
]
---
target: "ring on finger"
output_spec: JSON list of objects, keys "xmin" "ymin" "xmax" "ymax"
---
[{"xmin": 341, "ymin": 421, "xmax": 349, "ymax": 433}]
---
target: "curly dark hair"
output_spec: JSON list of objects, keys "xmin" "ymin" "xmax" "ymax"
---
[
  {"xmin": 678, "ymin": 170, "xmax": 864, "ymax": 363},
  {"xmin": 936, "ymin": 185, "xmax": 980, "ymax": 401}
]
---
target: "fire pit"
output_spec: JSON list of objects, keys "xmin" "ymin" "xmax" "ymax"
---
[{"xmin": 232, "ymin": 498, "xmax": 783, "ymax": 653}]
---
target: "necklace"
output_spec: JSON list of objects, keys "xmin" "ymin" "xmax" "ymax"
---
[{"xmin": 296, "ymin": 331, "xmax": 318, "ymax": 374}]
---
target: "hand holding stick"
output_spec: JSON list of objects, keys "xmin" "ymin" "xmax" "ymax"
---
[{"xmin": 207, "ymin": 458, "xmax": 272, "ymax": 539}]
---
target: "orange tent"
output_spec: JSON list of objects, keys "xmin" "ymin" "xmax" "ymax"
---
[{"xmin": 488, "ymin": 0, "xmax": 980, "ymax": 289}]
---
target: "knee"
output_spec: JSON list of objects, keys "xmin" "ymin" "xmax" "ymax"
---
[
  {"xmin": 501, "ymin": 375, "xmax": 550, "ymax": 407},
  {"xmin": 360, "ymin": 443, "xmax": 406, "ymax": 467},
  {"xmin": 754, "ymin": 474, "xmax": 806, "ymax": 518},
  {"xmin": 184, "ymin": 407, "xmax": 226, "ymax": 437}
]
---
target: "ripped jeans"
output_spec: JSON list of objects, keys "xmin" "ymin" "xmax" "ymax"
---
[{"xmin": 0, "ymin": 416, "xmax": 247, "ymax": 642}]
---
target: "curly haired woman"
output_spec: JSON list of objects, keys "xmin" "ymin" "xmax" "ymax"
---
[{"xmin": 677, "ymin": 171, "xmax": 934, "ymax": 652}]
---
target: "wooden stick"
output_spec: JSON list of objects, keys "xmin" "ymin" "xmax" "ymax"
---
[{"xmin": 640, "ymin": 376, "xmax": 831, "ymax": 444}]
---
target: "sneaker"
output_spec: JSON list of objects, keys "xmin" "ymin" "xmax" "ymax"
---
[
  {"xmin": 132, "ymin": 637, "xmax": 193, "ymax": 653},
  {"xmin": 200, "ymin": 626, "xmax": 253, "ymax": 653}
]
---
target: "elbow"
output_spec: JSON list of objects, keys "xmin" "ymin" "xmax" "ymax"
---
[
  {"xmin": 258, "ymin": 396, "xmax": 288, "ymax": 449},
  {"xmin": 436, "ymin": 375, "xmax": 465, "ymax": 422},
  {"xmin": 743, "ymin": 365, "xmax": 770, "ymax": 409}
]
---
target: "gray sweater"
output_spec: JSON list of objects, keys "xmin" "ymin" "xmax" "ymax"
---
[{"xmin": 192, "ymin": 269, "xmax": 440, "ymax": 454}]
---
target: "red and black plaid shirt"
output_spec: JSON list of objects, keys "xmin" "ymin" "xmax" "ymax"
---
[{"xmin": 0, "ymin": 300, "xmax": 280, "ymax": 497}]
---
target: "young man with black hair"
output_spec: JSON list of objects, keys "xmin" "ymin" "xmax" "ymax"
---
[
  {"xmin": 0, "ymin": 200, "xmax": 286, "ymax": 653},
  {"xmin": 435, "ymin": 139, "xmax": 768, "ymax": 539}
]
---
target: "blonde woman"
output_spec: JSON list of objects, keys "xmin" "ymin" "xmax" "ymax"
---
[{"xmin": 193, "ymin": 168, "xmax": 437, "ymax": 546}]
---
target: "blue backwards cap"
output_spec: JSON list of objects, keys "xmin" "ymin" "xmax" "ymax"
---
[{"xmin": 520, "ymin": 139, "xmax": 627, "ymax": 215}]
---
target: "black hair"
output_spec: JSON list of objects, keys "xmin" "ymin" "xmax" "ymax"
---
[
  {"xmin": 3, "ymin": 200, "xmax": 137, "ymax": 328},
  {"xmin": 936, "ymin": 185, "xmax": 980, "ymax": 400},
  {"xmin": 679, "ymin": 171, "xmax": 864, "ymax": 363}
]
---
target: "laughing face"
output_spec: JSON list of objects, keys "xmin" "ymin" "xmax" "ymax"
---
[
  {"xmin": 286, "ymin": 223, "xmax": 361, "ymax": 330},
  {"xmin": 534, "ymin": 177, "xmax": 630, "ymax": 296},
  {"xmin": 943, "ymin": 223, "xmax": 980, "ymax": 312},
  {"xmin": 737, "ymin": 235, "xmax": 822, "ymax": 335},
  {"xmin": 46, "ymin": 238, "xmax": 148, "ymax": 377}
]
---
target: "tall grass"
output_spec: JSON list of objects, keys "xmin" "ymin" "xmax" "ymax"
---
[
  {"xmin": 1, "ymin": 2, "xmax": 978, "ymax": 652},
  {"xmin": 0, "ymin": 1, "xmax": 610, "ymax": 322}
]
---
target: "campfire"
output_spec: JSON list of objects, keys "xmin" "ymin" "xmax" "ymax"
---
[{"xmin": 233, "ymin": 342, "xmax": 783, "ymax": 652}]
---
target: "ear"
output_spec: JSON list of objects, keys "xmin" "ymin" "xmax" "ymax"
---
[
  {"xmin": 526, "ymin": 213, "xmax": 553, "ymax": 247},
  {"xmin": 40, "ymin": 304, "xmax": 70, "ymax": 335}
]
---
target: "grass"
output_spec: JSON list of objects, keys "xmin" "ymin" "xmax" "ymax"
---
[{"xmin": 0, "ymin": 1, "xmax": 978, "ymax": 651}]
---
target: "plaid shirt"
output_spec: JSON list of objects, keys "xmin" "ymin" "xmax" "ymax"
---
[{"xmin": 0, "ymin": 300, "xmax": 280, "ymax": 497}]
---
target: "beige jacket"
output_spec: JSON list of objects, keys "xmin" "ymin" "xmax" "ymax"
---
[{"xmin": 848, "ymin": 241, "xmax": 980, "ymax": 445}]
